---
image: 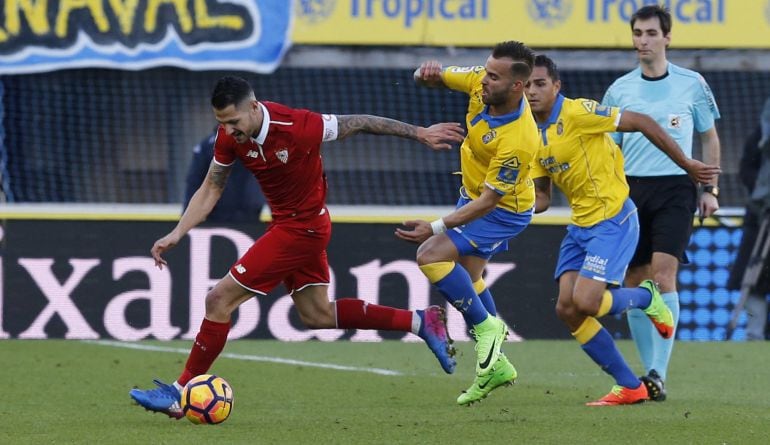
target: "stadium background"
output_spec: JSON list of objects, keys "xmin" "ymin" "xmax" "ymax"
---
[{"xmin": 1, "ymin": 0, "xmax": 769, "ymax": 341}]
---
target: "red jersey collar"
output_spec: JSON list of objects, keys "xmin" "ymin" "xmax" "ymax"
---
[{"xmin": 253, "ymin": 102, "xmax": 270, "ymax": 145}]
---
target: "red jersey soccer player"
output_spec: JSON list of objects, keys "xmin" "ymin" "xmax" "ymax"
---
[{"xmin": 129, "ymin": 76, "xmax": 465, "ymax": 418}]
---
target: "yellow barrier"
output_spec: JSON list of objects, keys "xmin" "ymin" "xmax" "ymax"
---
[{"xmin": 293, "ymin": 0, "xmax": 770, "ymax": 48}]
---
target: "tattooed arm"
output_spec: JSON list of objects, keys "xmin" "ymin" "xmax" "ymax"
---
[
  {"xmin": 151, "ymin": 160, "xmax": 232, "ymax": 268},
  {"xmin": 336, "ymin": 114, "xmax": 464, "ymax": 150},
  {"xmin": 337, "ymin": 114, "xmax": 419, "ymax": 140}
]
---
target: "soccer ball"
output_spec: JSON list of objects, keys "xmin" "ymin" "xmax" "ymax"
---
[{"xmin": 181, "ymin": 374, "xmax": 234, "ymax": 424}]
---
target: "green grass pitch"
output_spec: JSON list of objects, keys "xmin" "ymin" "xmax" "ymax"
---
[{"xmin": 2, "ymin": 339, "xmax": 768, "ymax": 444}]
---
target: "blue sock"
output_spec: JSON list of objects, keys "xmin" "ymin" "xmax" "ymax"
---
[
  {"xmin": 477, "ymin": 288, "xmax": 497, "ymax": 316},
  {"xmin": 650, "ymin": 292, "xmax": 679, "ymax": 381},
  {"xmin": 433, "ymin": 265, "xmax": 488, "ymax": 325},
  {"xmin": 607, "ymin": 288, "xmax": 652, "ymax": 315},
  {"xmin": 576, "ymin": 318, "xmax": 640, "ymax": 388}
]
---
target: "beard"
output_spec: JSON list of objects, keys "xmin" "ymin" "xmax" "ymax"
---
[{"xmin": 482, "ymin": 90, "xmax": 507, "ymax": 106}]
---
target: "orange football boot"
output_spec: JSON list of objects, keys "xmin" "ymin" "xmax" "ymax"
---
[{"xmin": 586, "ymin": 383, "xmax": 649, "ymax": 406}]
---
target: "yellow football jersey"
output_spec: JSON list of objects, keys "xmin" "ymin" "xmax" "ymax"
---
[
  {"xmin": 530, "ymin": 95, "xmax": 629, "ymax": 227},
  {"xmin": 441, "ymin": 66, "xmax": 540, "ymax": 213}
]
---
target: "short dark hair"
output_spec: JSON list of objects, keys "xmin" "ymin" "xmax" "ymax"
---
[
  {"xmin": 631, "ymin": 5, "xmax": 672, "ymax": 35},
  {"xmin": 534, "ymin": 55, "xmax": 559, "ymax": 82},
  {"xmin": 492, "ymin": 40, "xmax": 535, "ymax": 80},
  {"xmin": 211, "ymin": 76, "xmax": 254, "ymax": 109}
]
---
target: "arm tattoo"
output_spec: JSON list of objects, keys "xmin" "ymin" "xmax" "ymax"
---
[
  {"xmin": 337, "ymin": 115, "xmax": 418, "ymax": 141},
  {"xmin": 207, "ymin": 161, "xmax": 232, "ymax": 189}
]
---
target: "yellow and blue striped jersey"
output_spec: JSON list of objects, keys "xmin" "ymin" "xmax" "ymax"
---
[
  {"xmin": 530, "ymin": 95, "xmax": 629, "ymax": 227},
  {"xmin": 441, "ymin": 66, "xmax": 540, "ymax": 213}
]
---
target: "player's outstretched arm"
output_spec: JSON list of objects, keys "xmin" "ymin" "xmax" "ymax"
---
[
  {"xmin": 396, "ymin": 187, "xmax": 502, "ymax": 244},
  {"xmin": 617, "ymin": 110, "xmax": 721, "ymax": 184},
  {"xmin": 151, "ymin": 161, "xmax": 231, "ymax": 269},
  {"xmin": 413, "ymin": 60, "xmax": 447, "ymax": 88},
  {"xmin": 336, "ymin": 115, "xmax": 464, "ymax": 150}
]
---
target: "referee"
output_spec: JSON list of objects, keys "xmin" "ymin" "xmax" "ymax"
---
[{"xmin": 602, "ymin": 5, "xmax": 722, "ymax": 401}]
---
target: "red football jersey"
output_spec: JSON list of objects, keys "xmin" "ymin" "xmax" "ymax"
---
[{"xmin": 213, "ymin": 101, "xmax": 333, "ymax": 222}]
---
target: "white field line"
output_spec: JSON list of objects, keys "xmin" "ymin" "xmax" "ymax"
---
[{"xmin": 86, "ymin": 340, "xmax": 404, "ymax": 376}]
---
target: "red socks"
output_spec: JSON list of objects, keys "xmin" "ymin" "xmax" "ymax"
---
[
  {"xmin": 178, "ymin": 318, "xmax": 231, "ymax": 386},
  {"xmin": 177, "ymin": 301, "xmax": 411, "ymax": 385},
  {"xmin": 335, "ymin": 298, "xmax": 412, "ymax": 332}
]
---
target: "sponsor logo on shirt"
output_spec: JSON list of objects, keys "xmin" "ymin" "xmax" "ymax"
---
[
  {"xmin": 698, "ymin": 74, "xmax": 718, "ymax": 113},
  {"xmin": 497, "ymin": 160, "xmax": 520, "ymax": 184},
  {"xmin": 584, "ymin": 254, "xmax": 609, "ymax": 276},
  {"xmin": 235, "ymin": 264, "xmax": 246, "ymax": 274},
  {"xmin": 540, "ymin": 155, "xmax": 570, "ymax": 174},
  {"xmin": 246, "ymin": 150, "xmax": 260, "ymax": 158},
  {"xmin": 581, "ymin": 100, "xmax": 596, "ymax": 113},
  {"xmin": 503, "ymin": 157, "xmax": 521, "ymax": 168},
  {"xmin": 497, "ymin": 167, "xmax": 519, "ymax": 184},
  {"xmin": 448, "ymin": 66, "xmax": 484, "ymax": 74}
]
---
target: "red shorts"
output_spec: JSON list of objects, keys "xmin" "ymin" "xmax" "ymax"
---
[{"xmin": 229, "ymin": 211, "xmax": 331, "ymax": 294}]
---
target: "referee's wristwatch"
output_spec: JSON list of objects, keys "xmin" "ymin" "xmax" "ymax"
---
[{"xmin": 702, "ymin": 185, "xmax": 719, "ymax": 198}]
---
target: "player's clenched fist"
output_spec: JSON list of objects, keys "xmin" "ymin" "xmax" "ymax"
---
[{"xmin": 419, "ymin": 60, "xmax": 442, "ymax": 81}]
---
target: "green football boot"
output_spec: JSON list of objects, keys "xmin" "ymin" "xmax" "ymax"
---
[
  {"xmin": 639, "ymin": 279, "xmax": 675, "ymax": 339},
  {"xmin": 471, "ymin": 315, "xmax": 508, "ymax": 375},
  {"xmin": 457, "ymin": 353, "xmax": 517, "ymax": 406}
]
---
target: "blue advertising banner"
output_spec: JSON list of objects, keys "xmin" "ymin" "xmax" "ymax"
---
[{"xmin": 0, "ymin": 0, "xmax": 292, "ymax": 74}]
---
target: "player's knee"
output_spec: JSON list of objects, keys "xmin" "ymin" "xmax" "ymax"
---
[
  {"xmin": 652, "ymin": 270, "xmax": 677, "ymax": 291},
  {"xmin": 556, "ymin": 297, "xmax": 579, "ymax": 323},
  {"xmin": 572, "ymin": 293, "xmax": 601, "ymax": 317},
  {"xmin": 204, "ymin": 291, "xmax": 233, "ymax": 320},
  {"xmin": 416, "ymin": 245, "xmax": 441, "ymax": 265}
]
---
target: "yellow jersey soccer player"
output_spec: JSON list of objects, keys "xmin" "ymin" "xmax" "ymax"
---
[
  {"xmin": 526, "ymin": 55, "xmax": 719, "ymax": 405},
  {"xmin": 397, "ymin": 41, "xmax": 540, "ymax": 405}
]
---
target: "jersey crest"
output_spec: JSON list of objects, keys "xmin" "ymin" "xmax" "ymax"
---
[
  {"xmin": 482, "ymin": 130, "xmax": 497, "ymax": 144},
  {"xmin": 276, "ymin": 148, "xmax": 289, "ymax": 164},
  {"xmin": 668, "ymin": 115, "xmax": 681, "ymax": 129}
]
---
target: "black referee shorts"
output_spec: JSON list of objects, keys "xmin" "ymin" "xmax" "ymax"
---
[{"xmin": 627, "ymin": 175, "xmax": 697, "ymax": 267}]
